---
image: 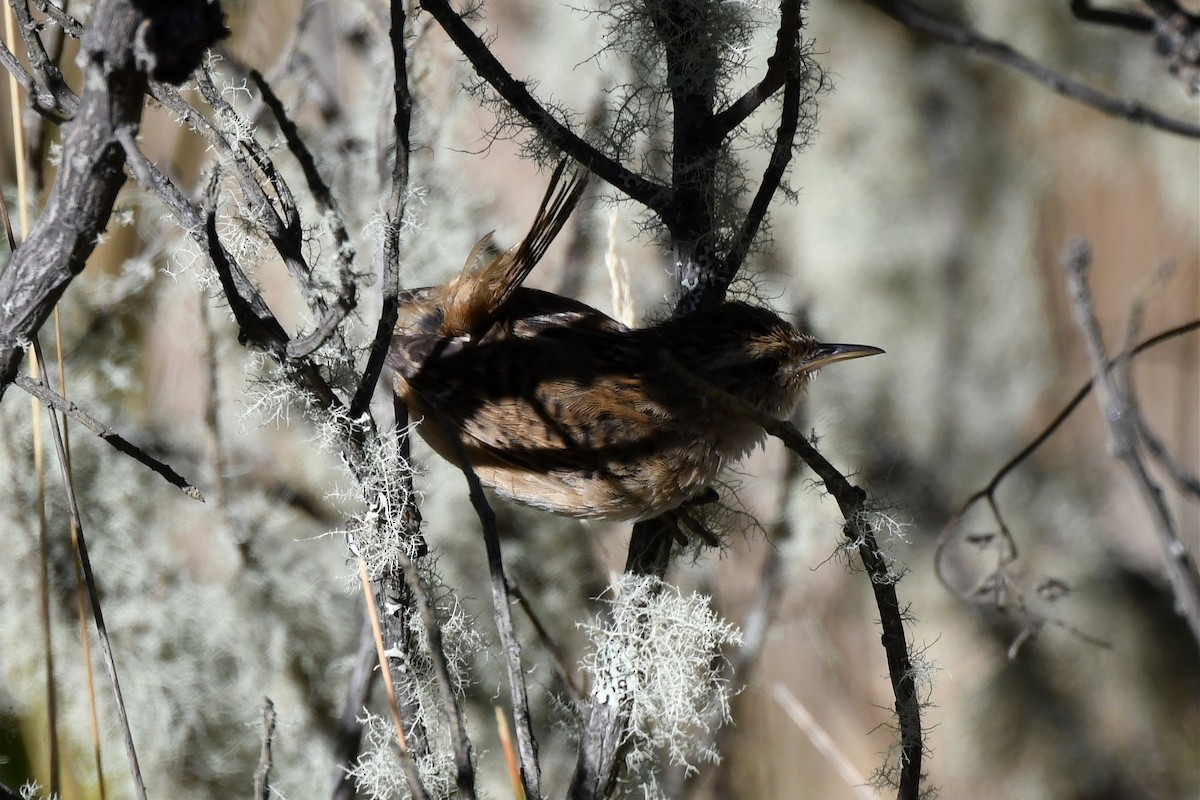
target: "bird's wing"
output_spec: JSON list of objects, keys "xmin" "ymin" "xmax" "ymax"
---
[{"xmin": 400, "ymin": 316, "xmax": 671, "ymax": 476}]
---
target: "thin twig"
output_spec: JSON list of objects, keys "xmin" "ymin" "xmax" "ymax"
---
[
  {"xmin": 958, "ymin": 319, "xmax": 1200, "ymax": 511},
  {"xmin": 30, "ymin": 339, "xmax": 148, "ymax": 800},
  {"xmin": 0, "ymin": 36, "xmax": 34, "ymax": 96},
  {"xmin": 121, "ymin": 127, "xmax": 310, "ymax": 374},
  {"xmin": 709, "ymin": 0, "xmax": 804, "ymax": 136},
  {"xmin": 247, "ymin": 67, "xmax": 357, "ymax": 358},
  {"xmin": 31, "ymin": 0, "xmax": 84, "ymax": 37},
  {"xmin": 862, "ymin": 0, "xmax": 1200, "ymax": 139},
  {"xmin": 935, "ymin": 321, "xmax": 1200, "ymax": 608},
  {"xmin": 22, "ymin": 0, "xmax": 69, "ymax": 197},
  {"xmin": 161, "ymin": 66, "xmax": 333, "ymax": 332},
  {"xmin": 15, "ymin": 373, "xmax": 205, "ymax": 499},
  {"xmin": 439, "ymin": 423, "xmax": 542, "ymax": 800},
  {"xmin": 713, "ymin": 54, "xmax": 805, "ymax": 298},
  {"xmin": 509, "ymin": 578, "xmax": 584, "ymax": 701},
  {"xmin": 4, "ymin": 0, "xmax": 77, "ymax": 121},
  {"xmin": 201, "ymin": 197, "xmax": 341, "ymax": 409}
]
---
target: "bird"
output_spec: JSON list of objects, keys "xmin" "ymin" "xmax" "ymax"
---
[{"xmin": 387, "ymin": 162, "xmax": 882, "ymax": 527}]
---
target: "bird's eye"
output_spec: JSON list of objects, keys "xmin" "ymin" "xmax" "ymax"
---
[{"xmin": 753, "ymin": 356, "xmax": 780, "ymax": 377}]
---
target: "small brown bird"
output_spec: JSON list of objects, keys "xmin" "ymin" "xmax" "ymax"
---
[{"xmin": 388, "ymin": 164, "xmax": 882, "ymax": 523}]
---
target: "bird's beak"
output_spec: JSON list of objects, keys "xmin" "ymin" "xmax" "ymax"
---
[{"xmin": 803, "ymin": 342, "xmax": 885, "ymax": 372}]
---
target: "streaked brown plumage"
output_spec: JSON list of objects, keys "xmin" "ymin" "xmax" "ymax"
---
[{"xmin": 388, "ymin": 164, "xmax": 881, "ymax": 523}]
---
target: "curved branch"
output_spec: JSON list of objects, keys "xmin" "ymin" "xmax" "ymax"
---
[
  {"xmin": 935, "ymin": 318, "xmax": 1199, "ymax": 645},
  {"xmin": 418, "ymin": 0, "xmax": 667, "ymax": 210},
  {"xmin": 750, "ymin": 415, "xmax": 924, "ymax": 800},
  {"xmin": 712, "ymin": 57, "xmax": 804, "ymax": 297},
  {"xmin": 709, "ymin": 0, "xmax": 803, "ymax": 137},
  {"xmin": 862, "ymin": 0, "xmax": 1200, "ymax": 139},
  {"xmin": 659, "ymin": 360, "xmax": 925, "ymax": 800},
  {"xmin": 947, "ymin": 319, "xmax": 1200, "ymax": 523}
]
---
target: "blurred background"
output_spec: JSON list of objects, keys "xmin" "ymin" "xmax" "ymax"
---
[{"xmin": 1, "ymin": 1, "xmax": 1196, "ymax": 798}]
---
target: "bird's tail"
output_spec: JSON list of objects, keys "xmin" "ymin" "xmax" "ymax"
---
[{"xmin": 442, "ymin": 160, "xmax": 589, "ymax": 339}]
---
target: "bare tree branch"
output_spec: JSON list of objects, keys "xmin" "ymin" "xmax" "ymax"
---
[
  {"xmin": 713, "ymin": 54, "xmax": 805, "ymax": 297},
  {"xmin": 755, "ymin": 420, "xmax": 924, "ymax": 800},
  {"xmin": 247, "ymin": 67, "xmax": 357, "ymax": 359},
  {"xmin": 440, "ymin": 421, "xmax": 542, "ymax": 800},
  {"xmin": 1063, "ymin": 239, "xmax": 1200, "ymax": 646},
  {"xmin": 417, "ymin": 0, "xmax": 666, "ymax": 211},
  {"xmin": 191, "ymin": 68, "xmax": 330, "ymax": 317},
  {"xmin": 862, "ymin": 0, "xmax": 1200, "ymax": 139},
  {"xmin": 15, "ymin": 372, "xmax": 204, "ymax": 499},
  {"xmin": 30, "ymin": 0, "xmax": 84, "ymax": 38},
  {"xmin": 654, "ymin": 357, "xmax": 926, "ymax": 800},
  {"xmin": 419, "ymin": 0, "xmax": 822, "ymax": 312},
  {"xmin": 944, "ymin": 319, "xmax": 1199, "ymax": 522},
  {"xmin": 709, "ymin": 0, "xmax": 803, "ymax": 136},
  {"xmin": 5, "ymin": 0, "xmax": 78, "ymax": 121}
]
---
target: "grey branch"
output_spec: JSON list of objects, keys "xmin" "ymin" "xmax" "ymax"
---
[
  {"xmin": 443, "ymin": 422, "xmax": 541, "ymax": 800},
  {"xmin": 0, "ymin": 0, "xmax": 147, "ymax": 402},
  {"xmin": 862, "ymin": 0, "xmax": 1200, "ymax": 139},
  {"xmin": 16, "ymin": 373, "xmax": 204, "ymax": 500},
  {"xmin": 1063, "ymin": 239, "xmax": 1200, "ymax": 646}
]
